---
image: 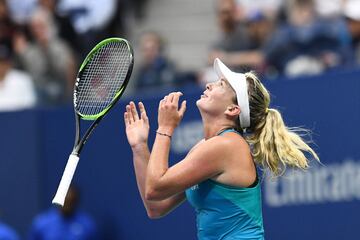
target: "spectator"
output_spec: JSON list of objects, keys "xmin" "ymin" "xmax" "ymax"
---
[
  {"xmin": 5, "ymin": 0, "xmax": 37, "ymax": 24},
  {"xmin": 99, "ymin": 0, "xmax": 129, "ymax": 42},
  {"xmin": 265, "ymin": 0, "xmax": 354, "ymax": 77},
  {"xmin": 134, "ymin": 31, "xmax": 178, "ymax": 91},
  {"xmin": 235, "ymin": 0, "xmax": 284, "ymax": 21},
  {"xmin": 130, "ymin": 0, "xmax": 150, "ymax": 21},
  {"xmin": 208, "ymin": 0, "xmax": 256, "ymax": 71},
  {"xmin": 314, "ymin": 0, "xmax": 343, "ymax": 18},
  {"xmin": 13, "ymin": 7, "xmax": 76, "ymax": 105},
  {"xmin": 0, "ymin": 221, "xmax": 19, "ymax": 240},
  {"xmin": 57, "ymin": 0, "xmax": 117, "ymax": 58},
  {"xmin": 0, "ymin": 39, "xmax": 37, "ymax": 111},
  {"xmin": 204, "ymin": 0, "xmax": 354, "ymax": 81},
  {"xmin": 28, "ymin": 185, "xmax": 97, "ymax": 240},
  {"xmin": 343, "ymin": 0, "xmax": 360, "ymax": 64},
  {"xmin": 200, "ymin": 0, "xmax": 271, "ymax": 85},
  {"xmin": 0, "ymin": 0, "xmax": 15, "ymax": 41},
  {"xmin": 38, "ymin": 0, "xmax": 79, "ymax": 55}
]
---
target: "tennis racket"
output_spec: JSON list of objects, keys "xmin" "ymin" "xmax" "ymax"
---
[{"xmin": 52, "ymin": 38, "xmax": 134, "ymax": 206}]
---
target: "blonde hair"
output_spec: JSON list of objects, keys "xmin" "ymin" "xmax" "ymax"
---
[{"xmin": 239, "ymin": 72, "xmax": 319, "ymax": 177}]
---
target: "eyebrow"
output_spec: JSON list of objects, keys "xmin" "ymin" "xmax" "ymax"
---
[{"xmin": 220, "ymin": 78, "xmax": 231, "ymax": 87}]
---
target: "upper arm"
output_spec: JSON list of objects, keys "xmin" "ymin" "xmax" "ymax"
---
[{"xmin": 147, "ymin": 137, "xmax": 231, "ymax": 200}]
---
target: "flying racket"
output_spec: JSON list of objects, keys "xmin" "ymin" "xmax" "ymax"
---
[{"xmin": 52, "ymin": 38, "xmax": 134, "ymax": 206}]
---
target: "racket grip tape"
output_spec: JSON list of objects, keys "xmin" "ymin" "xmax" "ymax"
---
[{"xmin": 52, "ymin": 154, "xmax": 80, "ymax": 206}]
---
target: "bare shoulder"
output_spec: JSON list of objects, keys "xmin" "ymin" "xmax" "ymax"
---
[
  {"xmin": 188, "ymin": 139, "xmax": 206, "ymax": 154},
  {"xmin": 188, "ymin": 133, "xmax": 250, "ymax": 160},
  {"xmin": 215, "ymin": 132, "xmax": 251, "ymax": 154},
  {"xmin": 188, "ymin": 137, "xmax": 229, "ymax": 157},
  {"xmin": 211, "ymin": 132, "xmax": 256, "ymax": 187}
]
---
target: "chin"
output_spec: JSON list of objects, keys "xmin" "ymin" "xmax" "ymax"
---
[
  {"xmin": 197, "ymin": 99, "xmax": 208, "ymax": 115},
  {"xmin": 196, "ymin": 98, "xmax": 202, "ymax": 108}
]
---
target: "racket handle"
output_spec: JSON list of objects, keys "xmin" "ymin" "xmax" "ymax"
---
[{"xmin": 52, "ymin": 154, "xmax": 80, "ymax": 206}]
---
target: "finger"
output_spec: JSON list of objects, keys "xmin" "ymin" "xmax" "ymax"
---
[
  {"xmin": 163, "ymin": 95, "xmax": 168, "ymax": 104},
  {"xmin": 124, "ymin": 112, "xmax": 129, "ymax": 126},
  {"xmin": 141, "ymin": 111, "xmax": 149, "ymax": 124},
  {"xmin": 138, "ymin": 102, "xmax": 148, "ymax": 121},
  {"xmin": 130, "ymin": 101, "xmax": 139, "ymax": 121},
  {"xmin": 179, "ymin": 100, "xmax": 187, "ymax": 118},
  {"xmin": 159, "ymin": 99, "xmax": 165, "ymax": 109},
  {"xmin": 126, "ymin": 104, "xmax": 134, "ymax": 123},
  {"xmin": 172, "ymin": 92, "xmax": 183, "ymax": 105},
  {"xmin": 168, "ymin": 92, "xmax": 175, "ymax": 103},
  {"xmin": 138, "ymin": 102, "xmax": 147, "ymax": 116}
]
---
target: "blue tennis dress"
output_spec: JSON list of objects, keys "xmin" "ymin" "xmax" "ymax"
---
[
  {"xmin": 186, "ymin": 179, "xmax": 264, "ymax": 239},
  {"xmin": 185, "ymin": 129, "xmax": 264, "ymax": 240}
]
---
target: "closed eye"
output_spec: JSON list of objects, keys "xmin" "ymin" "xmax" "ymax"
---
[{"xmin": 221, "ymin": 79, "xmax": 231, "ymax": 88}]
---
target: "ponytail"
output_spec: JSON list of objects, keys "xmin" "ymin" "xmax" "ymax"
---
[
  {"xmin": 244, "ymin": 72, "xmax": 319, "ymax": 177},
  {"xmin": 247, "ymin": 108, "xmax": 319, "ymax": 176}
]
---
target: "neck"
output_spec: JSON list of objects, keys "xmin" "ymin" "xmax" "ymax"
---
[{"xmin": 202, "ymin": 118, "xmax": 235, "ymax": 140}]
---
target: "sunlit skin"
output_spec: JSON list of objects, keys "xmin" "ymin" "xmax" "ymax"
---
[
  {"xmin": 124, "ymin": 78, "xmax": 257, "ymax": 218},
  {"xmin": 197, "ymin": 78, "xmax": 245, "ymax": 139}
]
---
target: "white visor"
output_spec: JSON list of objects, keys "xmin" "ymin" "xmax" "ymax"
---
[{"xmin": 213, "ymin": 58, "xmax": 250, "ymax": 128}]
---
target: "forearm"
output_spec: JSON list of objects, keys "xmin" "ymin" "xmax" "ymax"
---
[
  {"xmin": 125, "ymin": 100, "xmax": 185, "ymax": 218},
  {"xmin": 132, "ymin": 141, "xmax": 184, "ymax": 217},
  {"xmin": 132, "ymin": 143, "xmax": 151, "ymax": 204},
  {"xmin": 146, "ymin": 132, "xmax": 172, "ymax": 199}
]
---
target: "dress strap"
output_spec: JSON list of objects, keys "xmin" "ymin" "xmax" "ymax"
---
[{"xmin": 217, "ymin": 128, "xmax": 242, "ymax": 136}]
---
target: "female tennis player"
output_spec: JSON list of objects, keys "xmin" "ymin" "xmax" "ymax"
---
[{"xmin": 124, "ymin": 58, "xmax": 318, "ymax": 239}]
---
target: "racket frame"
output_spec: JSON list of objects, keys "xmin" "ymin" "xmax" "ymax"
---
[
  {"xmin": 73, "ymin": 38, "xmax": 134, "ymax": 155},
  {"xmin": 53, "ymin": 38, "xmax": 134, "ymax": 206}
]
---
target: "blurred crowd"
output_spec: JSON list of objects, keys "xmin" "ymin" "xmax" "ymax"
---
[
  {"xmin": 200, "ymin": 0, "xmax": 360, "ymax": 84},
  {"xmin": 0, "ymin": 0, "xmax": 359, "ymax": 111},
  {"xmin": 0, "ymin": 0, "xmax": 145, "ymax": 111}
]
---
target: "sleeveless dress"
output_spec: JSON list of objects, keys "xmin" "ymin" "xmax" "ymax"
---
[{"xmin": 185, "ymin": 129, "xmax": 264, "ymax": 240}]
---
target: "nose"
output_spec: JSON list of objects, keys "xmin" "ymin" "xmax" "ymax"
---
[{"xmin": 206, "ymin": 83, "xmax": 212, "ymax": 90}]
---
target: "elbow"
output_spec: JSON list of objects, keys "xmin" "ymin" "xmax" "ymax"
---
[
  {"xmin": 146, "ymin": 209, "xmax": 165, "ymax": 219},
  {"xmin": 145, "ymin": 179, "xmax": 169, "ymax": 201},
  {"xmin": 145, "ymin": 183, "xmax": 170, "ymax": 201},
  {"xmin": 145, "ymin": 187, "xmax": 162, "ymax": 201},
  {"xmin": 146, "ymin": 204, "xmax": 170, "ymax": 219}
]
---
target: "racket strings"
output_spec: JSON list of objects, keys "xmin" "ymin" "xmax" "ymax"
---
[{"xmin": 75, "ymin": 41, "xmax": 131, "ymax": 117}]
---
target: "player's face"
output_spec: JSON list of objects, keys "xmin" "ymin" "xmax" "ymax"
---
[{"xmin": 196, "ymin": 77, "xmax": 235, "ymax": 116}]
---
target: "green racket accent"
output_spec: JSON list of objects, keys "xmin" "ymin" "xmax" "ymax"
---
[
  {"xmin": 78, "ymin": 38, "xmax": 131, "ymax": 72},
  {"xmin": 52, "ymin": 37, "xmax": 133, "ymax": 207},
  {"xmin": 74, "ymin": 37, "xmax": 133, "ymax": 120},
  {"xmin": 79, "ymin": 84, "xmax": 126, "ymax": 120}
]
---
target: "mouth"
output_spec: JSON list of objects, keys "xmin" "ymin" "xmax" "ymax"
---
[{"xmin": 201, "ymin": 93, "xmax": 208, "ymax": 98}]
